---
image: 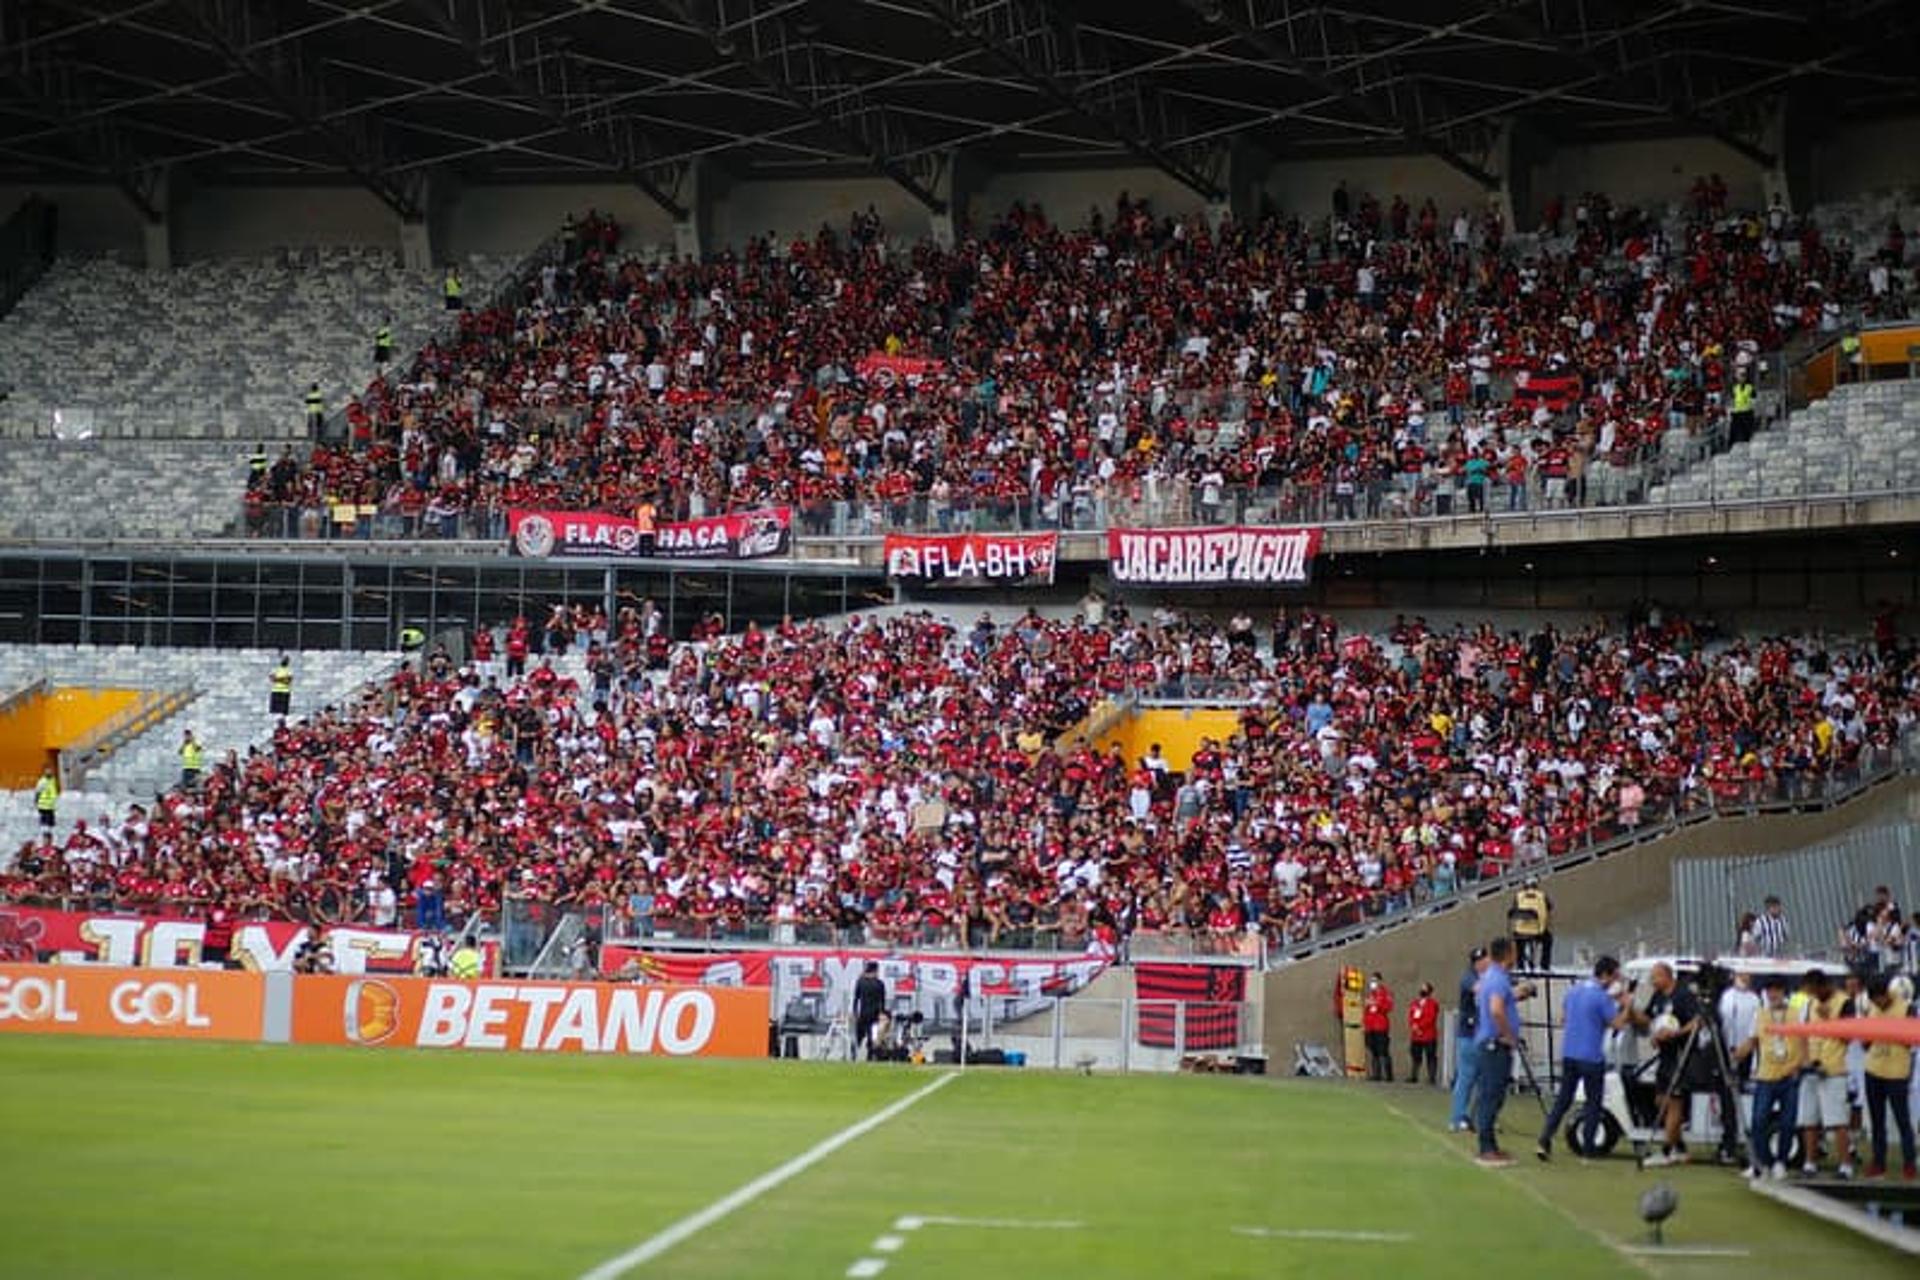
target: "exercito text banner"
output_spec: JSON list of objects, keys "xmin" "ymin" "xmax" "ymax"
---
[
  {"xmin": 883, "ymin": 532, "xmax": 1059, "ymax": 585},
  {"xmin": 602, "ymin": 946, "xmax": 1107, "ymax": 1020},
  {"xmin": 288, "ymin": 975, "xmax": 768, "ymax": 1056},
  {"xmin": 0, "ymin": 904, "xmax": 492, "ymax": 975},
  {"xmin": 1106, "ymin": 526, "xmax": 1322, "ymax": 586},
  {"xmin": 508, "ymin": 507, "xmax": 791, "ymax": 561},
  {"xmin": 0, "ymin": 963, "xmax": 263, "ymax": 1041}
]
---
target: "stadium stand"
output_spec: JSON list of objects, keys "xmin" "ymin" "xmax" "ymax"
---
[
  {"xmin": 3, "ymin": 608, "xmax": 1910, "ymax": 948},
  {"xmin": 228, "ymin": 190, "xmax": 1911, "ymax": 541},
  {"xmin": 0, "ymin": 249, "xmax": 514, "ymax": 442},
  {"xmin": 1650, "ymin": 380, "xmax": 1920, "ymax": 503},
  {"xmin": 0, "ymin": 645, "xmax": 398, "ymax": 854}
]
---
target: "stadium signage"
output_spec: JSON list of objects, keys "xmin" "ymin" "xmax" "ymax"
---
[
  {"xmin": 1106, "ymin": 526, "xmax": 1322, "ymax": 586},
  {"xmin": 0, "ymin": 964, "xmax": 264, "ymax": 1041},
  {"xmin": 291, "ymin": 975, "xmax": 767, "ymax": 1057},
  {"xmin": 0, "ymin": 905, "xmax": 487, "ymax": 975},
  {"xmin": 507, "ymin": 507, "xmax": 792, "ymax": 561},
  {"xmin": 882, "ymin": 532, "xmax": 1058, "ymax": 585}
]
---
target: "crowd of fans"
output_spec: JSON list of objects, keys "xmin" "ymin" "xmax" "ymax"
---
[
  {"xmin": 7, "ymin": 605, "xmax": 1916, "ymax": 953},
  {"xmin": 244, "ymin": 183, "xmax": 1912, "ymax": 538}
]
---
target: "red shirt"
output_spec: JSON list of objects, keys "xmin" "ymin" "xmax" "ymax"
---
[
  {"xmin": 1362, "ymin": 984, "xmax": 1394, "ymax": 1033},
  {"xmin": 1408, "ymin": 995, "xmax": 1440, "ymax": 1043}
]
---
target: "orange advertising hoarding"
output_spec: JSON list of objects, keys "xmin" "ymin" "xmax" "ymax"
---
[
  {"xmin": 0, "ymin": 963, "xmax": 264, "ymax": 1041},
  {"xmin": 290, "ymin": 976, "xmax": 770, "ymax": 1058}
]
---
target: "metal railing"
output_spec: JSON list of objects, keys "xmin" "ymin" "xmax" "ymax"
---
[{"xmin": 1271, "ymin": 736, "xmax": 1920, "ymax": 966}]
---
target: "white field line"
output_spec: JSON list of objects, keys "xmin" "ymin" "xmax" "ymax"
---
[
  {"xmin": 845, "ymin": 1260, "xmax": 887, "ymax": 1278},
  {"xmin": 1620, "ymin": 1245, "xmax": 1753, "ymax": 1258},
  {"xmin": 871, "ymin": 1235, "xmax": 906, "ymax": 1252},
  {"xmin": 894, "ymin": 1215, "xmax": 1085, "ymax": 1231},
  {"xmin": 576, "ymin": 1073, "xmax": 959, "ymax": 1280},
  {"xmin": 1233, "ymin": 1226, "xmax": 1414, "ymax": 1243},
  {"xmin": 1379, "ymin": 1101, "xmax": 1656, "ymax": 1278}
]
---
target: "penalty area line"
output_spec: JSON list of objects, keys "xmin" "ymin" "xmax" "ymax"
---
[
  {"xmin": 576, "ymin": 1072, "xmax": 959, "ymax": 1280},
  {"xmin": 1234, "ymin": 1226, "xmax": 1414, "ymax": 1243}
]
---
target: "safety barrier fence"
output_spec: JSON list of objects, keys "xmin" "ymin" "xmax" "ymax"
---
[{"xmin": 1672, "ymin": 823, "xmax": 1920, "ymax": 959}]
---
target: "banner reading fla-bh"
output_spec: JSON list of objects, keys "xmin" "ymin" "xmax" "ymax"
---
[{"xmin": 1107, "ymin": 526, "xmax": 1322, "ymax": 586}]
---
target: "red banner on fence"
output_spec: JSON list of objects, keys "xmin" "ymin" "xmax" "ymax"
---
[
  {"xmin": 1134, "ymin": 963, "xmax": 1247, "ymax": 1051},
  {"xmin": 883, "ymin": 532, "xmax": 1058, "ymax": 585},
  {"xmin": 1107, "ymin": 526, "xmax": 1322, "ymax": 586},
  {"xmin": 508, "ymin": 507, "xmax": 791, "ymax": 561},
  {"xmin": 0, "ymin": 904, "xmax": 491, "ymax": 975}
]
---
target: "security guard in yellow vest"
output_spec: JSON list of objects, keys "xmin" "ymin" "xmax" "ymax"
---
[
  {"xmin": 1840, "ymin": 333, "xmax": 1862, "ymax": 383},
  {"xmin": 1741, "ymin": 975, "xmax": 1805, "ymax": 1176},
  {"xmin": 1730, "ymin": 378, "xmax": 1757, "ymax": 445},
  {"xmin": 269, "ymin": 656, "xmax": 293, "ymax": 717},
  {"xmin": 1862, "ymin": 974, "xmax": 1916, "ymax": 1177},
  {"xmin": 34, "ymin": 766, "xmax": 58, "ymax": 832},
  {"xmin": 179, "ymin": 730, "xmax": 205, "ymax": 790},
  {"xmin": 249, "ymin": 442, "xmax": 269, "ymax": 484},
  {"xmin": 303, "ymin": 382, "xmax": 324, "ymax": 436},
  {"xmin": 1508, "ymin": 877, "xmax": 1552, "ymax": 970},
  {"xmin": 450, "ymin": 942, "xmax": 483, "ymax": 979},
  {"xmin": 373, "ymin": 320, "xmax": 393, "ymax": 365},
  {"xmin": 443, "ymin": 267, "xmax": 464, "ymax": 312},
  {"xmin": 399, "ymin": 626, "xmax": 426, "ymax": 652}
]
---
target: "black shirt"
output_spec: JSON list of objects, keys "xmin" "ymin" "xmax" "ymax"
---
[
  {"xmin": 1647, "ymin": 982, "xmax": 1701, "ymax": 1061},
  {"xmin": 1456, "ymin": 965, "xmax": 1479, "ymax": 1038}
]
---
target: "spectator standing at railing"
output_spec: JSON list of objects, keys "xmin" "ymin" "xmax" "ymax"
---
[{"xmin": 1750, "ymin": 895, "xmax": 1791, "ymax": 956}]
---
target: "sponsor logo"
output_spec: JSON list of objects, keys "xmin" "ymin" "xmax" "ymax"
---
[
  {"xmin": 109, "ymin": 979, "xmax": 212, "ymax": 1028},
  {"xmin": 343, "ymin": 979, "xmax": 401, "ymax": 1044},
  {"xmin": 0, "ymin": 975, "xmax": 78, "ymax": 1023},
  {"xmin": 414, "ymin": 984, "xmax": 718, "ymax": 1054},
  {"xmin": 513, "ymin": 513, "xmax": 556, "ymax": 558}
]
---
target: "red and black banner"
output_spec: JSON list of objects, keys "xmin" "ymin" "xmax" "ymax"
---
[
  {"xmin": 508, "ymin": 507, "xmax": 791, "ymax": 561},
  {"xmin": 1510, "ymin": 369, "xmax": 1583, "ymax": 412},
  {"xmin": 883, "ymin": 532, "xmax": 1058, "ymax": 585},
  {"xmin": 1135, "ymin": 963, "xmax": 1247, "ymax": 1051},
  {"xmin": 855, "ymin": 352, "xmax": 944, "ymax": 383}
]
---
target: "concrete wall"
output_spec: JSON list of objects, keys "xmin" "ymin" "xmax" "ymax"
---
[
  {"xmin": 970, "ymin": 164, "xmax": 1211, "ymax": 229},
  {"xmin": 710, "ymin": 176, "xmax": 935, "ymax": 250},
  {"xmin": 1810, "ymin": 115, "xmax": 1920, "ymax": 203},
  {"xmin": 1260, "ymin": 777, "xmax": 1920, "ymax": 1065},
  {"xmin": 0, "ymin": 184, "xmax": 146, "ymax": 261},
  {"xmin": 171, "ymin": 186, "xmax": 397, "ymax": 259},
  {"xmin": 1093, "ymin": 706, "xmax": 1244, "ymax": 772},
  {"xmin": 1260, "ymin": 154, "xmax": 1493, "ymax": 223},
  {"xmin": 1526, "ymin": 136, "xmax": 1766, "ymax": 224},
  {"xmin": 446, "ymin": 183, "xmax": 678, "ymax": 259}
]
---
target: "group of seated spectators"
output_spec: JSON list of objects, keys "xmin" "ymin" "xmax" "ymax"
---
[
  {"xmin": 7, "ymin": 604, "xmax": 1916, "ymax": 955},
  {"xmin": 244, "ymin": 183, "xmax": 1911, "ymax": 539}
]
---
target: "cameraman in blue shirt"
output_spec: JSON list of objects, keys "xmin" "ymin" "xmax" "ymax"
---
[{"xmin": 1537, "ymin": 956, "xmax": 1629, "ymax": 1161}]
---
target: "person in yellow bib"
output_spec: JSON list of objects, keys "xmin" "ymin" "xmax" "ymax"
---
[
  {"xmin": 269, "ymin": 656, "xmax": 293, "ymax": 717},
  {"xmin": 1798, "ymin": 970, "xmax": 1855, "ymax": 1179},
  {"xmin": 34, "ymin": 766, "xmax": 59, "ymax": 832},
  {"xmin": 179, "ymin": 729, "xmax": 205, "ymax": 790},
  {"xmin": 1862, "ymin": 973, "xmax": 1916, "ymax": 1179},
  {"xmin": 450, "ymin": 942, "xmax": 483, "ymax": 979},
  {"xmin": 1740, "ymin": 975, "xmax": 1805, "ymax": 1179}
]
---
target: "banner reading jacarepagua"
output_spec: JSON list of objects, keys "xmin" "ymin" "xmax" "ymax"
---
[
  {"xmin": 1107, "ymin": 525, "xmax": 1323, "ymax": 586},
  {"xmin": 289, "ymin": 975, "xmax": 768, "ymax": 1057},
  {"xmin": 883, "ymin": 532, "xmax": 1058, "ymax": 585}
]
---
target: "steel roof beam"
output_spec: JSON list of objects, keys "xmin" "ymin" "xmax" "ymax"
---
[
  {"xmin": 402, "ymin": 0, "xmax": 690, "ymax": 218},
  {"xmin": 657, "ymin": 0, "xmax": 948, "ymax": 212},
  {"xmin": 901, "ymin": 0, "xmax": 1225, "ymax": 202},
  {"xmin": 170, "ymin": 0, "xmax": 427, "ymax": 218},
  {"xmin": 1177, "ymin": 0, "xmax": 1498, "ymax": 189},
  {"xmin": 1, "ymin": 40, "xmax": 166, "ymax": 220}
]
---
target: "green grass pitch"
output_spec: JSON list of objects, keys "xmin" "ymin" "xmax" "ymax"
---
[{"xmin": 0, "ymin": 1037, "xmax": 1906, "ymax": 1279}]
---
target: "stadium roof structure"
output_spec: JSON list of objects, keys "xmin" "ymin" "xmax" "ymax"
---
[{"xmin": 3, "ymin": 0, "xmax": 1917, "ymax": 220}]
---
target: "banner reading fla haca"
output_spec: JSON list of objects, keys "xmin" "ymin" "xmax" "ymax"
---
[
  {"xmin": 883, "ymin": 532, "xmax": 1059, "ymax": 586},
  {"xmin": 508, "ymin": 507, "xmax": 792, "ymax": 561},
  {"xmin": 1107, "ymin": 526, "xmax": 1322, "ymax": 586}
]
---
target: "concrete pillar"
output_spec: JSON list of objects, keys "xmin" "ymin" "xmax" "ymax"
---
[
  {"xmin": 399, "ymin": 219, "xmax": 434, "ymax": 271},
  {"xmin": 674, "ymin": 156, "xmax": 727, "ymax": 260},
  {"xmin": 1768, "ymin": 94, "xmax": 1813, "ymax": 213},
  {"xmin": 1228, "ymin": 138, "xmax": 1275, "ymax": 227},
  {"xmin": 139, "ymin": 165, "xmax": 173, "ymax": 271}
]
